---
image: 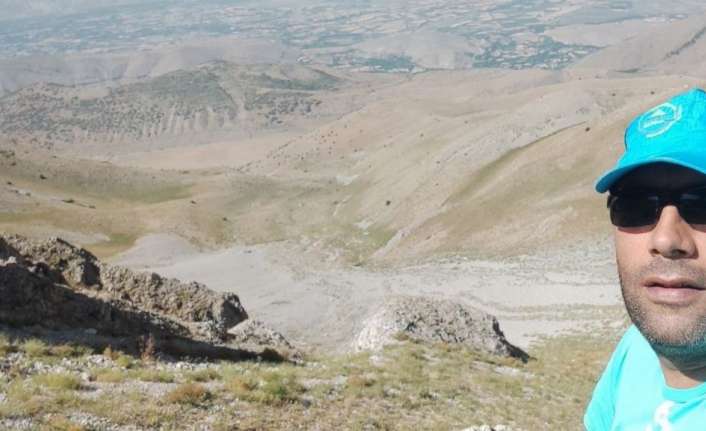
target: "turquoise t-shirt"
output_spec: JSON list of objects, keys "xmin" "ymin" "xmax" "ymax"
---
[{"xmin": 585, "ymin": 325, "xmax": 706, "ymax": 430}]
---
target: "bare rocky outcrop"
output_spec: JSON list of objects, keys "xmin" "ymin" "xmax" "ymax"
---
[
  {"xmin": 228, "ymin": 319, "xmax": 301, "ymax": 362},
  {"xmin": 0, "ymin": 234, "xmax": 290, "ymax": 360},
  {"xmin": 355, "ymin": 295, "xmax": 528, "ymax": 362}
]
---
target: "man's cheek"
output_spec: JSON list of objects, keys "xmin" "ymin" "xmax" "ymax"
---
[{"xmin": 616, "ymin": 236, "xmax": 648, "ymax": 273}]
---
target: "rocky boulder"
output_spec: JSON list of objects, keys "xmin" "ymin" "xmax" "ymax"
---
[
  {"xmin": 355, "ymin": 295, "xmax": 528, "ymax": 361},
  {"xmin": 98, "ymin": 265, "xmax": 246, "ymax": 342},
  {"xmin": 0, "ymin": 234, "xmax": 287, "ymax": 361},
  {"xmin": 228, "ymin": 319, "xmax": 302, "ymax": 362},
  {"xmin": 4, "ymin": 234, "xmax": 101, "ymax": 287}
]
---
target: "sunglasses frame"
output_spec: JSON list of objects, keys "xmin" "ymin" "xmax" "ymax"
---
[{"xmin": 607, "ymin": 185, "xmax": 706, "ymax": 228}]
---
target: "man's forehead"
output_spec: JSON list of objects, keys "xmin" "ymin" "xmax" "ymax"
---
[{"xmin": 612, "ymin": 162, "xmax": 706, "ymax": 192}]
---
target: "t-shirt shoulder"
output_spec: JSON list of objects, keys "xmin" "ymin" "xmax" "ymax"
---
[{"xmin": 584, "ymin": 325, "xmax": 647, "ymax": 431}]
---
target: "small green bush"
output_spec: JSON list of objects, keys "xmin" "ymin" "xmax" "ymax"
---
[
  {"xmin": 132, "ymin": 369, "xmax": 174, "ymax": 383},
  {"xmin": 115, "ymin": 354, "xmax": 135, "ymax": 369},
  {"xmin": 21, "ymin": 339, "xmax": 49, "ymax": 358},
  {"xmin": 92, "ymin": 368, "xmax": 127, "ymax": 384},
  {"xmin": 103, "ymin": 346, "xmax": 120, "ymax": 361},
  {"xmin": 50, "ymin": 343, "xmax": 92, "ymax": 358},
  {"xmin": 33, "ymin": 373, "xmax": 82, "ymax": 391}
]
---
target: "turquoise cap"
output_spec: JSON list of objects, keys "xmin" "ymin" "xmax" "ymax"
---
[{"xmin": 595, "ymin": 88, "xmax": 706, "ymax": 193}]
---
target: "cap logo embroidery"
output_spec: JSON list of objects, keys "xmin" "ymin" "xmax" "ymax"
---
[{"xmin": 638, "ymin": 102, "xmax": 682, "ymax": 139}]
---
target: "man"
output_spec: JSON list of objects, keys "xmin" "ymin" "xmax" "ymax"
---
[{"xmin": 586, "ymin": 88, "xmax": 706, "ymax": 429}]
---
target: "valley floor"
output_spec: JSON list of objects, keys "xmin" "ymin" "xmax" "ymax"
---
[{"xmin": 111, "ymin": 234, "xmax": 626, "ymax": 353}]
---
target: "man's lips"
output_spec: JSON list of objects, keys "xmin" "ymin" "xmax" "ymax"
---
[{"xmin": 642, "ymin": 276, "xmax": 706, "ymax": 305}]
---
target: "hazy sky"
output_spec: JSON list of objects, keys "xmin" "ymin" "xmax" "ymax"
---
[
  {"xmin": 0, "ymin": 0, "xmax": 158, "ymax": 20},
  {"xmin": 3, "ymin": 0, "xmax": 330, "ymax": 20}
]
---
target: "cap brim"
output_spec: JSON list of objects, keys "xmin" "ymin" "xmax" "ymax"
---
[{"xmin": 595, "ymin": 153, "xmax": 706, "ymax": 193}]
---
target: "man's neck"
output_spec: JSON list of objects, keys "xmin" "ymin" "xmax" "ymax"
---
[{"xmin": 659, "ymin": 356, "xmax": 706, "ymax": 389}]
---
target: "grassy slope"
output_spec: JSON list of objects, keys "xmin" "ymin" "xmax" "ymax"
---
[
  {"xmin": 0, "ymin": 326, "xmax": 623, "ymax": 430},
  {"xmin": 0, "ymin": 151, "xmax": 196, "ymax": 258},
  {"xmin": 1, "ymin": 72, "xmax": 703, "ymax": 264}
]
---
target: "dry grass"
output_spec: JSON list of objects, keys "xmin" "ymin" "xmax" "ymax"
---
[
  {"xmin": 255, "ymin": 370, "xmax": 307, "ymax": 405},
  {"xmin": 224, "ymin": 374, "xmax": 257, "ymax": 397},
  {"xmin": 102, "ymin": 346, "xmax": 120, "ymax": 361},
  {"xmin": 222, "ymin": 369, "xmax": 306, "ymax": 405},
  {"xmin": 0, "ymin": 331, "xmax": 617, "ymax": 430},
  {"xmin": 82, "ymin": 391, "xmax": 171, "ymax": 428},
  {"xmin": 165, "ymin": 383, "xmax": 211, "ymax": 405},
  {"xmin": 115, "ymin": 355, "xmax": 135, "ymax": 369},
  {"xmin": 102, "ymin": 346, "xmax": 134, "ymax": 368},
  {"xmin": 33, "ymin": 373, "xmax": 82, "ymax": 392},
  {"xmin": 90, "ymin": 368, "xmax": 127, "ymax": 384},
  {"xmin": 42, "ymin": 415, "xmax": 87, "ymax": 431},
  {"xmin": 48, "ymin": 344, "xmax": 91, "ymax": 359},
  {"xmin": 131, "ymin": 368, "xmax": 175, "ymax": 383},
  {"xmin": 17, "ymin": 340, "xmax": 91, "ymax": 361},
  {"xmin": 21, "ymin": 339, "xmax": 49, "ymax": 358},
  {"xmin": 0, "ymin": 377, "xmax": 82, "ymax": 421},
  {"xmin": 185, "ymin": 368, "xmax": 221, "ymax": 383},
  {"xmin": 0, "ymin": 335, "xmax": 15, "ymax": 357}
]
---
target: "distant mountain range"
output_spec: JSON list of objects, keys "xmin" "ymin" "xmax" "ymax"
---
[
  {"xmin": 575, "ymin": 12, "xmax": 706, "ymax": 75},
  {"xmin": 6, "ymin": 0, "xmax": 699, "ymax": 81},
  {"xmin": 0, "ymin": 38, "xmax": 300, "ymax": 97},
  {"xmin": 0, "ymin": 63, "xmax": 342, "ymax": 152}
]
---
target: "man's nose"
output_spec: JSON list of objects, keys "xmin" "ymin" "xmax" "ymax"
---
[{"xmin": 648, "ymin": 205, "xmax": 698, "ymax": 259}]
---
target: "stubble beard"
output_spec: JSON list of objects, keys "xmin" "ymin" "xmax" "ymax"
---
[{"xmin": 617, "ymin": 256, "xmax": 706, "ymax": 365}]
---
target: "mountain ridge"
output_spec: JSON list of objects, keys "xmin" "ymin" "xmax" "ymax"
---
[
  {"xmin": 0, "ymin": 62, "xmax": 353, "ymax": 154},
  {"xmin": 0, "ymin": 38, "xmax": 301, "ymax": 97},
  {"xmin": 574, "ymin": 12, "xmax": 706, "ymax": 76}
]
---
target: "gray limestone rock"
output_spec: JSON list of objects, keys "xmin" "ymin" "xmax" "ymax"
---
[
  {"xmin": 227, "ymin": 319, "xmax": 302, "ymax": 361},
  {"xmin": 355, "ymin": 295, "xmax": 528, "ymax": 361},
  {"xmin": 0, "ymin": 234, "xmax": 286, "ymax": 361}
]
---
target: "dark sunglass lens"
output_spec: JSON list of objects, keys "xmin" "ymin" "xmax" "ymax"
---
[
  {"xmin": 610, "ymin": 195, "xmax": 658, "ymax": 227},
  {"xmin": 679, "ymin": 192, "xmax": 706, "ymax": 224}
]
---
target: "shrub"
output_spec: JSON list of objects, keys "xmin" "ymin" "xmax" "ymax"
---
[
  {"xmin": 0, "ymin": 335, "xmax": 15, "ymax": 357},
  {"xmin": 103, "ymin": 347, "xmax": 135, "ymax": 369},
  {"xmin": 224, "ymin": 367, "xmax": 311, "ymax": 405},
  {"xmin": 347, "ymin": 374, "xmax": 376, "ymax": 389},
  {"xmin": 92, "ymin": 368, "xmax": 127, "ymax": 384},
  {"xmin": 50, "ymin": 344, "xmax": 91, "ymax": 358},
  {"xmin": 185, "ymin": 368, "xmax": 220, "ymax": 383},
  {"xmin": 133, "ymin": 369, "xmax": 174, "ymax": 383},
  {"xmin": 44, "ymin": 415, "xmax": 87, "ymax": 431},
  {"xmin": 0, "ymin": 379, "xmax": 43, "ymax": 417},
  {"xmin": 103, "ymin": 346, "xmax": 120, "ymax": 361},
  {"xmin": 166, "ymin": 383, "xmax": 211, "ymax": 405},
  {"xmin": 139, "ymin": 334, "xmax": 157, "ymax": 362},
  {"xmin": 225, "ymin": 375, "xmax": 257, "ymax": 399},
  {"xmin": 115, "ymin": 354, "xmax": 135, "ymax": 369},
  {"xmin": 21, "ymin": 339, "xmax": 49, "ymax": 358},
  {"xmin": 33, "ymin": 373, "xmax": 82, "ymax": 391},
  {"xmin": 257, "ymin": 371, "xmax": 306, "ymax": 405}
]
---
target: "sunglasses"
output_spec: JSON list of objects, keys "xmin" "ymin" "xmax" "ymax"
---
[{"xmin": 608, "ymin": 186, "xmax": 706, "ymax": 228}]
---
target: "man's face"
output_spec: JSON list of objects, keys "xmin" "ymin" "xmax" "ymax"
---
[{"xmin": 615, "ymin": 163, "xmax": 706, "ymax": 359}]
